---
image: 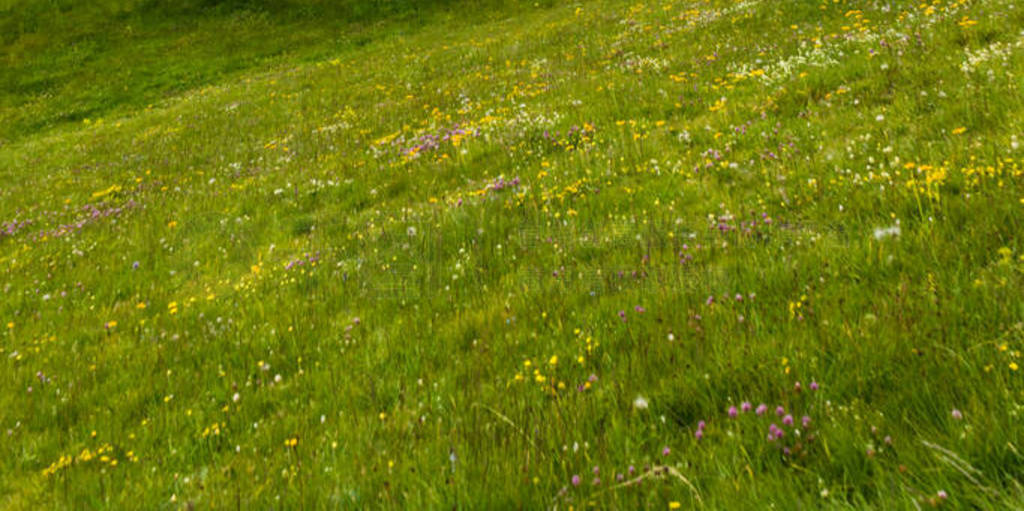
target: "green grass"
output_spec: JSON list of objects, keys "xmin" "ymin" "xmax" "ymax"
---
[{"xmin": 2, "ymin": 0, "xmax": 1024, "ymax": 508}]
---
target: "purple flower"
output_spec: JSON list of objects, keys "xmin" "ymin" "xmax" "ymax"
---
[
  {"xmin": 662, "ymin": 447, "xmax": 671, "ymax": 456},
  {"xmin": 571, "ymin": 474, "xmax": 581, "ymax": 486},
  {"xmin": 132, "ymin": 261, "xmax": 140, "ymax": 270},
  {"xmin": 776, "ymin": 406, "xmax": 785, "ymax": 417},
  {"xmin": 628, "ymin": 465, "xmax": 635, "ymax": 475},
  {"xmin": 697, "ymin": 420, "xmax": 706, "ymax": 430},
  {"xmin": 694, "ymin": 430, "xmax": 703, "ymax": 440},
  {"xmin": 728, "ymin": 406, "xmax": 738, "ymax": 418},
  {"xmin": 782, "ymin": 414, "xmax": 794, "ymax": 426},
  {"xmin": 809, "ymin": 381, "xmax": 819, "ymax": 391},
  {"xmin": 741, "ymin": 401, "xmax": 752, "ymax": 413},
  {"xmin": 937, "ymin": 490, "xmax": 948, "ymax": 499},
  {"xmin": 634, "ymin": 305, "xmax": 645, "ymax": 313},
  {"xmin": 951, "ymin": 409, "xmax": 963, "ymax": 420},
  {"xmin": 756, "ymin": 403, "xmax": 768, "ymax": 416},
  {"xmin": 802, "ymin": 415, "xmax": 811, "ymax": 428},
  {"xmin": 618, "ymin": 310, "xmax": 627, "ymax": 322}
]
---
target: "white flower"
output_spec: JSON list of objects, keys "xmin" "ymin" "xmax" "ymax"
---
[
  {"xmin": 873, "ymin": 225, "xmax": 901, "ymax": 240},
  {"xmin": 633, "ymin": 396, "xmax": 649, "ymax": 410}
]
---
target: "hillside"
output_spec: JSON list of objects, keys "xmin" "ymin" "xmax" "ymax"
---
[{"xmin": 2, "ymin": 0, "xmax": 1023, "ymax": 508}]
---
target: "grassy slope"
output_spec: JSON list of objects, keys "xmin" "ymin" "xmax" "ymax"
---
[{"xmin": 2, "ymin": 0, "xmax": 1024, "ymax": 508}]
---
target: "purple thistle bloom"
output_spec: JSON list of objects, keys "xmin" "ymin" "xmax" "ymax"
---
[
  {"xmin": 728, "ymin": 406, "xmax": 738, "ymax": 418},
  {"xmin": 809, "ymin": 381, "xmax": 819, "ymax": 391},
  {"xmin": 697, "ymin": 420, "xmax": 706, "ymax": 430},
  {"xmin": 662, "ymin": 447, "xmax": 671, "ymax": 456},
  {"xmin": 628, "ymin": 465, "xmax": 635, "ymax": 475},
  {"xmin": 756, "ymin": 403, "xmax": 768, "ymax": 416},
  {"xmin": 634, "ymin": 305, "xmax": 645, "ymax": 313},
  {"xmin": 571, "ymin": 475, "xmax": 581, "ymax": 486},
  {"xmin": 776, "ymin": 406, "xmax": 785, "ymax": 417},
  {"xmin": 741, "ymin": 401, "xmax": 752, "ymax": 412},
  {"xmin": 802, "ymin": 415, "xmax": 811, "ymax": 428},
  {"xmin": 782, "ymin": 414, "xmax": 794, "ymax": 426},
  {"xmin": 618, "ymin": 310, "xmax": 627, "ymax": 322},
  {"xmin": 694, "ymin": 429, "xmax": 703, "ymax": 440},
  {"xmin": 132, "ymin": 261, "xmax": 140, "ymax": 270}
]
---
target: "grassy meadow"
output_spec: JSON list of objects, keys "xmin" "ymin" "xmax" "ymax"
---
[{"xmin": 2, "ymin": 0, "xmax": 1024, "ymax": 508}]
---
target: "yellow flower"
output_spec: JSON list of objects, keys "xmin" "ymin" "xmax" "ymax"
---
[
  {"xmin": 136, "ymin": 302, "xmax": 146, "ymax": 309},
  {"xmin": 669, "ymin": 503, "xmax": 682, "ymax": 510},
  {"xmin": 952, "ymin": 127, "xmax": 967, "ymax": 135},
  {"xmin": 1010, "ymin": 362, "xmax": 1019, "ymax": 371}
]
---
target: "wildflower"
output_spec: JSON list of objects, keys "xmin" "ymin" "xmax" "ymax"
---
[
  {"xmin": 937, "ymin": 490, "xmax": 948, "ymax": 499},
  {"xmin": 756, "ymin": 403, "xmax": 768, "ymax": 415},
  {"xmin": 776, "ymin": 406, "xmax": 785, "ymax": 416},
  {"xmin": 783, "ymin": 414, "xmax": 794, "ymax": 426},
  {"xmin": 662, "ymin": 446, "xmax": 671, "ymax": 456},
  {"xmin": 634, "ymin": 305, "xmax": 645, "ymax": 313},
  {"xmin": 669, "ymin": 502, "xmax": 682, "ymax": 510},
  {"xmin": 873, "ymin": 225, "xmax": 901, "ymax": 240},
  {"xmin": 571, "ymin": 474, "xmax": 581, "ymax": 486},
  {"xmin": 695, "ymin": 430, "xmax": 703, "ymax": 440},
  {"xmin": 741, "ymin": 402, "xmax": 752, "ymax": 413},
  {"xmin": 618, "ymin": 310, "xmax": 627, "ymax": 322},
  {"xmin": 802, "ymin": 416, "xmax": 812, "ymax": 427},
  {"xmin": 810, "ymin": 381, "xmax": 819, "ymax": 391},
  {"xmin": 728, "ymin": 406, "xmax": 738, "ymax": 418},
  {"xmin": 633, "ymin": 396, "xmax": 649, "ymax": 410},
  {"xmin": 951, "ymin": 409, "xmax": 963, "ymax": 420},
  {"xmin": 592, "ymin": 477, "xmax": 601, "ymax": 485}
]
